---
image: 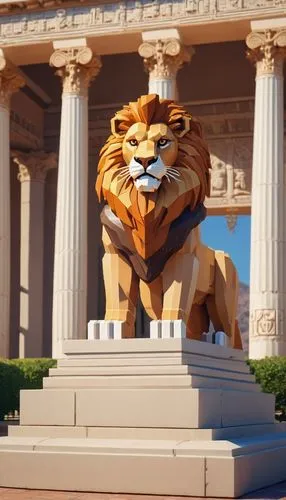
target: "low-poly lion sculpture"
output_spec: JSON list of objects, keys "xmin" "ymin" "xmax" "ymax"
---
[{"xmin": 96, "ymin": 94, "xmax": 242, "ymax": 349}]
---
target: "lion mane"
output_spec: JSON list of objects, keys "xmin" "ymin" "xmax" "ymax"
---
[{"xmin": 96, "ymin": 94, "xmax": 211, "ymax": 260}]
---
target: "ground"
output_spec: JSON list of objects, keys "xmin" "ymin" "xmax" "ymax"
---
[{"xmin": 0, "ymin": 483, "xmax": 286, "ymax": 500}]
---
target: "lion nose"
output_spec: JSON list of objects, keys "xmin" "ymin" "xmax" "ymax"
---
[{"xmin": 134, "ymin": 157, "xmax": 158, "ymax": 170}]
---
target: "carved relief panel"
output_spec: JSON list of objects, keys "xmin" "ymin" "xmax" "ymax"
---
[
  {"xmin": 206, "ymin": 137, "xmax": 252, "ymax": 214},
  {"xmin": 250, "ymin": 309, "xmax": 278, "ymax": 337},
  {"xmin": 233, "ymin": 138, "xmax": 252, "ymax": 196}
]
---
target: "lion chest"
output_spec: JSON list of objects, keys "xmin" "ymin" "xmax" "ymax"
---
[{"xmin": 100, "ymin": 204, "xmax": 206, "ymax": 283}]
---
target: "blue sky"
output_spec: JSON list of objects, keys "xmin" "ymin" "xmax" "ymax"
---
[{"xmin": 201, "ymin": 216, "xmax": 251, "ymax": 285}]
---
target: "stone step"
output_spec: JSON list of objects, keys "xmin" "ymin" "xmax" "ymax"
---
[
  {"xmin": 57, "ymin": 353, "xmax": 250, "ymax": 373},
  {"xmin": 43, "ymin": 374, "xmax": 260, "ymax": 392},
  {"xmin": 62, "ymin": 338, "xmax": 245, "ymax": 361},
  {"xmin": 8, "ymin": 422, "xmax": 286, "ymax": 442},
  {"xmin": 0, "ymin": 434, "xmax": 286, "ymax": 497},
  {"xmin": 49, "ymin": 364, "xmax": 256, "ymax": 383}
]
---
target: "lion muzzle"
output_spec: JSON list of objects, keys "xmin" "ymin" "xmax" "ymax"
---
[{"xmin": 129, "ymin": 156, "xmax": 167, "ymax": 192}]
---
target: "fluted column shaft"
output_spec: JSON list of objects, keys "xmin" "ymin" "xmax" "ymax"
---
[
  {"xmin": 148, "ymin": 78, "xmax": 176, "ymax": 100},
  {"xmin": 0, "ymin": 52, "xmax": 24, "ymax": 358},
  {"xmin": 139, "ymin": 38, "xmax": 193, "ymax": 100},
  {"xmin": 50, "ymin": 44, "xmax": 101, "ymax": 358},
  {"xmin": 247, "ymin": 29, "xmax": 286, "ymax": 358},
  {"xmin": 13, "ymin": 152, "xmax": 57, "ymax": 358}
]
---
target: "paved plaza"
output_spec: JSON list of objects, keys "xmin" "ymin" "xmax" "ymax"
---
[{"xmin": 0, "ymin": 483, "xmax": 286, "ymax": 500}]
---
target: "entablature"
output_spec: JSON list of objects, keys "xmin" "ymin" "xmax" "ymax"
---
[{"xmin": 0, "ymin": 1, "xmax": 285, "ymax": 64}]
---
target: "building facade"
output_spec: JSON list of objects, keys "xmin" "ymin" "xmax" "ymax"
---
[{"xmin": 0, "ymin": 0, "xmax": 285, "ymax": 359}]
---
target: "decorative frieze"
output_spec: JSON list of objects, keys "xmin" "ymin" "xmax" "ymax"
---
[
  {"xmin": 246, "ymin": 29, "xmax": 286, "ymax": 77},
  {"xmin": 50, "ymin": 47, "xmax": 101, "ymax": 96},
  {"xmin": 0, "ymin": 0, "xmax": 285, "ymax": 45},
  {"xmin": 208, "ymin": 137, "xmax": 251, "ymax": 203}
]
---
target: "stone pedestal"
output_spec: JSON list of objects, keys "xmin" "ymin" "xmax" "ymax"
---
[
  {"xmin": 0, "ymin": 51, "xmax": 24, "ymax": 358},
  {"xmin": 12, "ymin": 152, "xmax": 57, "ymax": 358},
  {"xmin": 0, "ymin": 338, "xmax": 285, "ymax": 497},
  {"xmin": 246, "ymin": 29, "xmax": 286, "ymax": 358},
  {"xmin": 50, "ymin": 41, "xmax": 101, "ymax": 358}
]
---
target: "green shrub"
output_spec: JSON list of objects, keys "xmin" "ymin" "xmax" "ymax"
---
[
  {"xmin": 248, "ymin": 357, "xmax": 286, "ymax": 418},
  {"xmin": 0, "ymin": 358, "xmax": 56, "ymax": 420}
]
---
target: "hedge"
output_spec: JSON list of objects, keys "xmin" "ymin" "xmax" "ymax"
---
[
  {"xmin": 0, "ymin": 358, "xmax": 56, "ymax": 420},
  {"xmin": 0, "ymin": 356, "xmax": 286, "ymax": 421},
  {"xmin": 248, "ymin": 357, "xmax": 286, "ymax": 418}
]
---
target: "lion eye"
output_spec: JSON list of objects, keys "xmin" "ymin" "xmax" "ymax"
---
[
  {"xmin": 157, "ymin": 138, "xmax": 170, "ymax": 148},
  {"xmin": 129, "ymin": 139, "xmax": 138, "ymax": 147}
]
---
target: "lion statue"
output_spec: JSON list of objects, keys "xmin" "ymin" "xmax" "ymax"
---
[{"xmin": 96, "ymin": 94, "xmax": 242, "ymax": 349}]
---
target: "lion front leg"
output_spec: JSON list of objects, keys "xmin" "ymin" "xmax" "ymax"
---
[
  {"xmin": 102, "ymin": 228, "xmax": 139, "ymax": 338},
  {"xmin": 161, "ymin": 251, "xmax": 199, "ymax": 333}
]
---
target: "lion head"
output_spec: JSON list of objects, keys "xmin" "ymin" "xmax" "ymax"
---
[{"xmin": 96, "ymin": 94, "xmax": 211, "ymax": 259}]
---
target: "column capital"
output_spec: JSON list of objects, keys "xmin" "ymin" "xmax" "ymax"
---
[
  {"xmin": 50, "ymin": 46, "xmax": 102, "ymax": 96},
  {"xmin": 0, "ymin": 53, "xmax": 25, "ymax": 108},
  {"xmin": 246, "ymin": 29, "xmax": 286, "ymax": 77},
  {"xmin": 138, "ymin": 39, "xmax": 193, "ymax": 79},
  {"xmin": 12, "ymin": 150, "xmax": 58, "ymax": 183}
]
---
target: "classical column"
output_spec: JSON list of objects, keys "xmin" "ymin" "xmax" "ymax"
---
[
  {"xmin": 50, "ymin": 42, "xmax": 101, "ymax": 358},
  {"xmin": 139, "ymin": 33, "xmax": 193, "ymax": 100},
  {"xmin": 246, "ymin": 29, "xmax": 286, "ymax": 358},
  {"xmin": 12, "ymin": 151, "xmax": 57, "ymax": 358},
  {"xmin": 0, "ymin": 52, "xmax": 24, "ymax": 358}
]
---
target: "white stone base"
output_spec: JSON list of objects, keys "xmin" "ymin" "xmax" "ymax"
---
[
  {"xmin": 150, "ymin": 319, "xmax": 186, "ymax": 339},
  {"xmin": 87, "ymin": 320, "xmax": 123, "ymax": 340},
  {"xmin": 215, "ymin": 331, "xmax": 230, "ymax": 346},
  {"xmin": 202, "ymin": 331, "xmax": 229, "ymax": 346}
]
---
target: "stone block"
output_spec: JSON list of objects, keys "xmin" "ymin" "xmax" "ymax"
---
[
  {"xmin": 20, "ymin": 389, "xmax": 75, "ymax": 426},
  {"xmin": 0, "ymin": 449, "xmax": 205, "ymax": 495},
  {"xmin": 86, "ymin": 426, "xmax": 215, "ymax": 441},
  {"xmin": 76, "ymin": 388, "xmax": 222, "ymax": 428},
  {"xmin": 85, "ymin": 423, "xmax": 286, "ymax": 441},
  {"xmin": 221, "ymin": 390, "xmax": 275, "ymax": 426},
  {"xmin": 0, "ymin": 436, "xmax": 46, "ymax": 451},
  {"xmin": 206, "ymin": 445, "xmax": 286, "ymax": 497},
  {"xmin": 9, "ymin": 425, "xmax": 87, "ymax": 438}
]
